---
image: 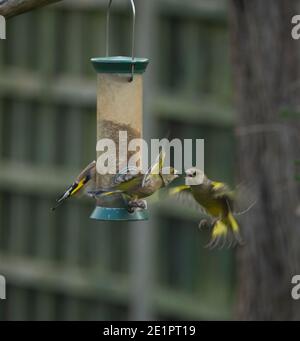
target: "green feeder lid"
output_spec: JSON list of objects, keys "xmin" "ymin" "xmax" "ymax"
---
[
  {"xmin": 90, "ymin": 206, "xmax": 149, "ymax": 221},
  {"xmin": 91, "ymin": 56, "xmax": 149, "ymax": 74}
]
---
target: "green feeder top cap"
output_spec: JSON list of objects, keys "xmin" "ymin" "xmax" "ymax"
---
[{"xmin": 91, "ymin": 56, "xmax": 149, "ymax": 74}]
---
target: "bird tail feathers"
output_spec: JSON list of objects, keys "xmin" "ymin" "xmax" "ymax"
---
[{"xmin": 207, "ymin": 213, "xmax": 243, "ymax": 249}]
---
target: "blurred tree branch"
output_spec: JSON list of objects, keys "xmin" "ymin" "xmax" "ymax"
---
[
  {"xmin": 230, "ymin": 0, "xmax": 300, "ymax": 320},
  {"xmin": 0, "ymin": 0, "xmax": 62, "ymax": 18}
]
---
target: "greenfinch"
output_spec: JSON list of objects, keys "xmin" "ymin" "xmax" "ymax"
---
[
  {"xmin": 89, "ymin": 152, "xmax": 179, "ymax": 212},
  {"xmin": 170, "ymin": 168, "xmax": 242, "ymax": 248}
]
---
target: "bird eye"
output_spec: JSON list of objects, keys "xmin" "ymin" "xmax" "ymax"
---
[{"xmin": 192, "ymin": 171, "xmax": 196, "ymax": 177}]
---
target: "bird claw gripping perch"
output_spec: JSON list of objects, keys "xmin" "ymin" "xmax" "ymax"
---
[{"xmin": 127, "ymin": 199, "xmax": 148, "ymax": 213}]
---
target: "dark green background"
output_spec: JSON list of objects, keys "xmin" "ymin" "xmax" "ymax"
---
[{"xmin": 0, "ymin": 0, "xmax": 235, "ymax": 320}]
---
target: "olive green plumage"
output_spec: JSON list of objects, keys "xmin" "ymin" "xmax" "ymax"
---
[
  {"xmin": 170, "ymin": 168, "xmax": 242, "ymax": 248},
  {"xmin": 90, "ymin": 151, "xmax": 179, "ymax": 212}
]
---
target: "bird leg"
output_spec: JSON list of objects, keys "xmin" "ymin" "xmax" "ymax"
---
[
  {"xmin": 198, "ymin": 219, "xmax": 209, "ymax": 230},
  {"xmin": 198, "ymin": 217, "xmax": 216, "ymax": 230}
]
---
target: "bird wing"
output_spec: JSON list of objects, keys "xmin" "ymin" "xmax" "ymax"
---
[
  {"xmin": 88, "ymin": 166, "xmax": 143, "ymax": 198},
  {"xmin": 167, "ymin": 185, "xmax": 207, "ymax": 214},
  {"xmin": 150, "ymin": 149, "xmax": 166, "ymax": 175},
  {"xmin": 142, "ymin": 150, "xmax": 166, "ymax": 187},
  {"xmin": 52, "ymin": 160, "xmax": 96, "ymax": 210},
  {"xmin": 211, "ymin": 181, "xmax": 257, "ymax": 216},
  {"xmin": 211, "ymin": 181, "xmax": 233, "ymax": 197},
  {"xmin": 168, "ymin": 185, "xmax": 191, "ymax": 196},
  {"xmin": 211, "ymin": 181, "xmax": 235, "ymax": 209},
  {"xmin": 71, "ymin": 160, "xmax": 96, "ymax": 196},
  {"xmin": 113, "ymin": 166, "xmax": 140, "ymax": 185},
  {"xmin": 76, "ymin": 160, "xmax": 96, "ymax": 182}
]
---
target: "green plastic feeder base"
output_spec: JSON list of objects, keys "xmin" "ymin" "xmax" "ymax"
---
[{"xmin": 90, "ymin": 206, "xmax": 149, "ymax": 221}]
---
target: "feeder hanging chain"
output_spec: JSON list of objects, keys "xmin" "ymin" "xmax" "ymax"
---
[{"xmin": 106, "ymin": 0, "xmax": 136, "ymax": 82}]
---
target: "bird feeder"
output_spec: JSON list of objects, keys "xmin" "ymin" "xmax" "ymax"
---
[{"xmin": 90, "ymin": 0, "xmax": 149, "ymax": 221}]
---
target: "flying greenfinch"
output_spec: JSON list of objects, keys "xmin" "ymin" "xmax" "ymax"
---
[{"xmin": 170, "ymin": 168, "xmax": 243, "ymax": 248}]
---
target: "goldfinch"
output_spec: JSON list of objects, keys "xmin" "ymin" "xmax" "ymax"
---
[{"xmin": 52, "ymin": 160, "xmax": 96, "ymax": 210}]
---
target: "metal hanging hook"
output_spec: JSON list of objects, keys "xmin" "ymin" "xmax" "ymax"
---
[{"xmin": 106, "ymin": 0, "xmax": 136, "ymax": 82}]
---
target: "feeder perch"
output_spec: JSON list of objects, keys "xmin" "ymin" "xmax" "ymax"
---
[{"xmin": 90, "ymin": 0, "xmax": 149, "ymax": 221}]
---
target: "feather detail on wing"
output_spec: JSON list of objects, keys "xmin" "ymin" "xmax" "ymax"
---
[
  {"xmin": 52, "ymin": 161, "xmax": 97, "ymax": 210},
  {"xmin": 168, "ymin": 185, "xmax": 190, "ymax": 196},
  {"xmin": 113, "ymin": 166, "xmax": 140, "ymax": 185},
  {"xmin": 168, "ymin": 185, "xmax": 207, "ymax": 214},
  {"xmin": 211, "ymin": 181, "xmax": 235, "ymax": 200},
  {"xmin": 76, "ymin": 160, "xmax": 96, "ymax": 182},
  {"xmin": 142, "ymin": 150, "xmax": 166, "ymax": 187},
  {"xmin": 88, "ymin": 166, "xmax": 141, "ymax": 197}
]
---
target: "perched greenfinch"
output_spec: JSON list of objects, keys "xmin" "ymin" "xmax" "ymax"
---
[
  {"xmin": 52, "ymin": 160, "xmax": 96, "ymax": 210},
  {"xmin": 89, "ymin": 152, "xmax": 179, "ymax": 212},
  {"xmin": 170, "ymin": 168, "xmax": 242, "ymax": 248}
]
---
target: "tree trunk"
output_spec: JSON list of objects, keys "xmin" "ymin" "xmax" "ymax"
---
[
  {"xmin": 230, "ymin": 0, "xmax": 300, "ymax": 320},
  {"xmin": 0, "ymin": 0, "xmax": 62, "ymax": 18}
]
